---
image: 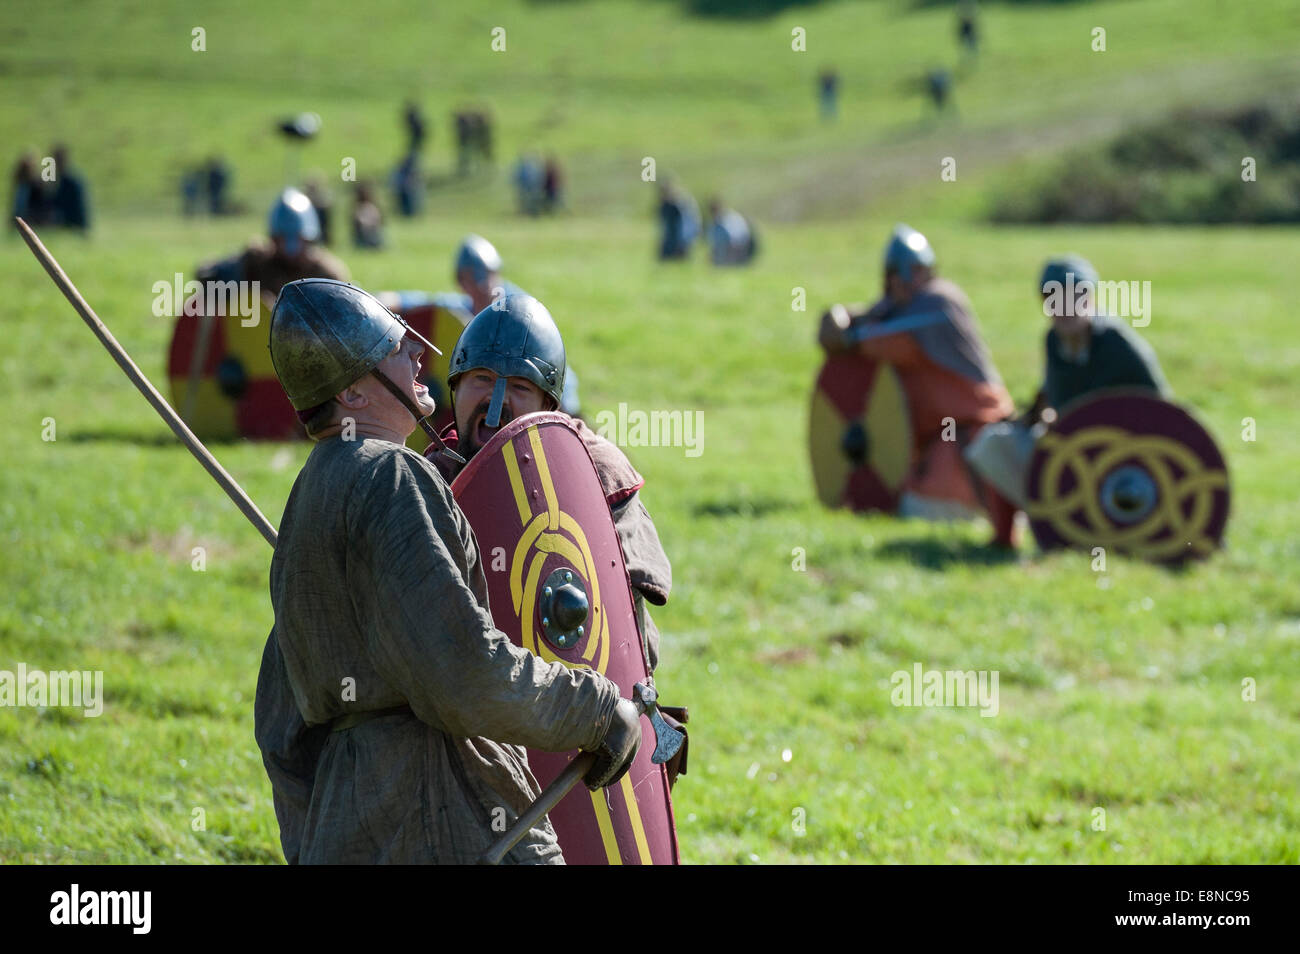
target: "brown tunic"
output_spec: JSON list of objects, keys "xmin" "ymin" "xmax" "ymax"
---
[{"xmin": 254, "ymin": 437, "xmax": 620, "ymax": 864}]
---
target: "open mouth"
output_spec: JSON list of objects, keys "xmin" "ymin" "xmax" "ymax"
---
[{"xmin": 475, "ymin": 416, "xmax": 500, "ymax": 446}]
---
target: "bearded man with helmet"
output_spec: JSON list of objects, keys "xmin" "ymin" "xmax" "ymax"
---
[
  {"xmin": 430, "ymin": 293, "xmax": 674, "ymax": 679},
  {"xmin": 253, "ymin": 278, "xmax": 641, "ymax": 864}
]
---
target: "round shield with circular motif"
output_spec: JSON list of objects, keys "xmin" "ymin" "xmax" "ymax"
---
[
  {"xmin": 167, "ymin": 286, "xmax": 301, "ymax": 440},
  {"xmin": 809, "ymin": 353, "xmax": 913, "ymax": 512},
  {"xmin": 1026, "ymin": 390, "xmax": 1230, "ymax": 564}
]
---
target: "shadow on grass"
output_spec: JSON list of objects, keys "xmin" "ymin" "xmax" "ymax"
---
[
  {"xmin": 65, "ymin": 430, "xmax": 265, "ymax": 448},
  {"xmin": 876, "ymin": 536, "xmax": 1021, "ymax": 569},
  {"xmin": 692, "ymin": 496, "xmax": 799, "ymax": 518}
]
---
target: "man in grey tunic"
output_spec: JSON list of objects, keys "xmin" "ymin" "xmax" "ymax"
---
[{"xmin": 254, "ymin": 278, "xmax": 640, "ymax": 864}]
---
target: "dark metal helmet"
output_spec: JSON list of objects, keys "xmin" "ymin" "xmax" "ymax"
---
[
  {"xmin": 269, "ymin": 188, "xmax": 321, "ymax": 257},
  {"xmin": 1039, "ymin": 255, "xmax": 1098, "ymax": 294},
  {"xmin": 883, "ymin": 223, "xmax": 936, "ymax": 281},
  {"xmin": 453, "ymin": 234, "xmax": 503, "ymax": 284},
  {"xmin": 448, "ymin": 294, "xmax": 566, "ymax": 409},
  {"xmin": 269, "ymin": 278, "xmax": 406, "ymax": 410}
]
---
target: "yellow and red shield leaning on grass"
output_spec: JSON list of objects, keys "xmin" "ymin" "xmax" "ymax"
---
[
  {"xmin": 809, "ymin": 353, "xmax": 912, "ymax": 512},
  {"xmin": 451, "ymin": 411, "xmax": 680, "ymax": 865},
  {"xmin": 1025, "ymin": 390, "xmax": 1230, "ymax": 564},
  {"xmin": 167, "ymin": 287, "xmax": 299, "ymax": 439}
]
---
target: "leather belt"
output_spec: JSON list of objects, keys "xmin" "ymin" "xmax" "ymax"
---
[{"xmin": 331, "ymin": 705, "xmax": 414, "ymax": 732}]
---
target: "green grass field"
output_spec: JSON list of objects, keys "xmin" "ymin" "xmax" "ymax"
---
[{"xmin": 1, "ymin": 0, "xmax": 1298, "ymax": 864}]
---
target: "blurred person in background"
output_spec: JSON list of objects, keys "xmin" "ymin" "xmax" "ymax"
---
[
  {"xmin": 819, "ymin": 224, "xmax": 1018, "ymax": 546},
  {"xmin": 351, "ymin": 181, "xmax": 385, "ymax": 249},
  {"xmin": 452, "ymin": 234, "xmax": 580, "ymax": 416},
  {"xmin": 707, "ymin": 197, "xmax": 758, "ymax": 266}
]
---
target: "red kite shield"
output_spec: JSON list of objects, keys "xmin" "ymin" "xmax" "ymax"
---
[
  {"xmin": 1026, "ymin": 390, "xmax": 1230, "ymax": 564},
  {"xmin": 451, "ymin": 411, "xmax": 680, "ymax": 865},
  {"xmin": 809, "ymin": 353, "xmax": 912, "ymax": 512}
]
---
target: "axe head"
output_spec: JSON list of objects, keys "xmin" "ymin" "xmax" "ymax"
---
[{"xmin": 633, "ymin": 683, "xmax": 685, "ymax": 765}]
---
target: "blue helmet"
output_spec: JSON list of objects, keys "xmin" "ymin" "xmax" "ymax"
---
[
  {"xmin": 454, "ymin": 234, "xmax": 503, "ymax": 285},
  {"xmin": 448, "ymin": 294, "xmax": 565, "ymax": 411},
  {"xmin": 1039, "ymin": 255, "xmax": 1098, "ymax": 294},
  {"xmin": 883, "ymin": 224, "xmax": 936, "ymax": 281},
  {"xmin": 268, "ymin": 188, "xmax": 321, "ymax": 256}
]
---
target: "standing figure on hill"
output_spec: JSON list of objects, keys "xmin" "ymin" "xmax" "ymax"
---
[
  {"xmin": 657, "ymin": 180, "xmax": 699, "ymax": 262},
  {"xmin": 513, "ymin": 152, "xmax": 543, "ymax": 215},
  {"xmin": 351, "ymin": 181, "xmax": 385, "ymax": 249},
  {"xmin": 207, "ymin": 156, "xmax": 233, "ymax": 215},
  {"xmin": 390, "ymin": 151, "xmax": 423, "ymax": 218},
  {"xmin": 47, "ymin": 145, "xmax": 91, "ymax": 231},
  {"xmin": 965, "ymin": 255, "xmax": 1171, "ymax": 511},
  {"xmin": 818, "ymin": 67, "xmax": 840, "ymax": 122},
  {"xmin": 542, "ymin": 155, "xmax": 565, "ymax": 213},
  {"xmin": 11, "ymin": 151, "xmax": 52, "ymax": 227},
  {"xmin": 303, "ymin": 176, "xmax": 335, "ymax": 246},
  {"xmin": 926, "ymin": 69, "xmax": 952, "ymax": 113},
  {"xmin": 452, "ymin": 234, "xmax": 581, "ymax": 417},
  {"xmin": 454, "ymin": 110, "xmax": 493, "ymax": 176},
  {"xmin": 819, "ymin": 224, "xmax": 1019, "ymax": 546},
  {"xmin": 957, "ymin": 2, "xmax": 980, "ymax": 58},
  {"xmin": 404, "ymin": 100, "xmax": 427, "ymax": 154}
]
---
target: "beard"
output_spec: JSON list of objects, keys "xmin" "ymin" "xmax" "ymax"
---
[{"xmin": 458, "ymin": 398, "xmax": 514, "ymax": 460}]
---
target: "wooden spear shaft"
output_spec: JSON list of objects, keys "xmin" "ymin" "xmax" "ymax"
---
[{"xmin": 15, "ymin": 217, "xmax": 279, "ymax": 548}]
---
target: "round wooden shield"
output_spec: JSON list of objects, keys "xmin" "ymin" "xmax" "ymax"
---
[
  {"xmin": 451, "ymin": 412, "xmax": 680, "ymax": 865},
  {"xmin": 167, "ymin": 288, "xmax": 301, "ymax": 441},
  {"xmin": 1026, "ymin": 390, "xmax": 1230, "ymax": 564},
  {"xmin": 809, "ymin": 353, "xmax": 912, "ymax": 511}
]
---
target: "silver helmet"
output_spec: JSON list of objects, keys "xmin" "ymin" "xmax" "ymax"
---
[
  {"xmin": 453, "ymin": 234, "xmax": 503, "ymax": 285},
  {"xmin": 448, "ymin": 294, "xmax": 566, "ymax": 414},
  {"xmin": 269, "ymin": 188, "xmax": 321, "ymax": 257},
  {"xmin": 883, "ymin": 223, "xmax": 936, "ymax": 281},
  {"xmin": 269, "ymin": 278, "xmax": 408, "ymax": 410}
]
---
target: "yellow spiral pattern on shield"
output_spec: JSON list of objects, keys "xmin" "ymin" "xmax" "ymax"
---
[
  {"xmin": 500, "ymin": 423, "xmax": 651, "ymax": 865},
  {"xmin": 502, "ymin": 426, "xmax": 610, "ymax": 672},
  {"xmin": 1026, "ymin": 426, "xmax": 1227, "ymax": 560}
]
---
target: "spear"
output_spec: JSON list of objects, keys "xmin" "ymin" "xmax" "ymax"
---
[{"xmin": 15, "ymin": 217, "xmax": 279, "ymax": 548}]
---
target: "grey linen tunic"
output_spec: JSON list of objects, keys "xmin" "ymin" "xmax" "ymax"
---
[{"xmin": 255, "ymin": 437, "xmax": 621, "ymax": 864}]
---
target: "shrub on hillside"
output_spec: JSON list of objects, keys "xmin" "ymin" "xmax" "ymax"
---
[{"xmin": 990, "ymin": 100, "xmax": 1300, "ymax": 224}]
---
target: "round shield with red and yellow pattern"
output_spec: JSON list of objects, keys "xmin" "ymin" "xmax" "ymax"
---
[
  {"xmin": 167, "ymin": 287, "xmax": 301, "ymax": 440},
  {"xmin": 809, "ymin": 353, "xmax": 913, "ymax": 512},
  {"xmin": 451, "ymin": 411, "xmax": 679, "ymax": 865},
  {"xmin": 1026, "ymin": 390, "xmax": 1230, "ymax": 564}
]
